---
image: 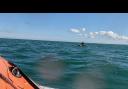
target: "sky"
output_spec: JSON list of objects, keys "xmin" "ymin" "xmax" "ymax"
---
[{"xmin": 0, "ymin": 13, "xmax": 128, "ymax": 44}]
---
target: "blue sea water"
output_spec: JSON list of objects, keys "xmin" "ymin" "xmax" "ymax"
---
[{"xmin": 0, "ymin": 38, "xmax": 128, "ymax": 89}]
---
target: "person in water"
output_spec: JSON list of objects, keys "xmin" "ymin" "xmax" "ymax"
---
[{"xmin": 79, "ymin": 42, "xmax": 85, "ymax": 46}]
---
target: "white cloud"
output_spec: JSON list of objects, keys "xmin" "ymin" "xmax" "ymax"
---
[
  {"xmin": 89, "ymin": 30, "xmax": 128, "ymax": 42},
  {"xmin": 70, "ymin": 27, "xmax": 128, "ymax": 43},
  {"xmin": 70, "ymin": 28, "xmax": 80, "ymax": 33},
  {"xmin": 82, "ymin": 28, "xmax": 86, "ymax": 31}
]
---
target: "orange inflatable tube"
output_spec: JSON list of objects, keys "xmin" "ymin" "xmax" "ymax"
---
[{"xmin": 0, "ymin": 56, "xmax": 40, "ymax": 89}]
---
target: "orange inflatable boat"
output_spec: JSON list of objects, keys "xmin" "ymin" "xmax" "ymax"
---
[{"xmin": 0, "ymin": 56, "xmax": 40, "ymax": 89}]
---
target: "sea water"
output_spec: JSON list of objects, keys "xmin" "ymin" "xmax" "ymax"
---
[{"xmin": 0, "ymin": 38, "xmax": 128, "ymax": 89}]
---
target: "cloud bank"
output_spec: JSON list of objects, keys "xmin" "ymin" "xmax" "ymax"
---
[
  {"xmin": 89, "ymin": 31, "xmax": 128, "ymax": 41},
  {"xmin": 70, "ymin": 28, "xmax": 128, "ymax": 42}
]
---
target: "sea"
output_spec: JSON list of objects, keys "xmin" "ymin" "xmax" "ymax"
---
[{"xmin": 0, "ymin": 38, "xmax": 128, "ymax": 89}]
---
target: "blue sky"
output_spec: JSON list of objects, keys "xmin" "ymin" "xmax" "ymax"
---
[{"xmin": 0, "ymin": 13, "xmax": 128, "ymax": 44}]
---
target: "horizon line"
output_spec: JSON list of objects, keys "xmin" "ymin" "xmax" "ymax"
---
[{"xmin": 0, "ymin": 37, "xmax": 128, "ymax": 46}]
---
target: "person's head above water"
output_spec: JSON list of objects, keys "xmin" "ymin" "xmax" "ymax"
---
[{"xmin": 81, "ymin": 42, "xmax": 84, "ymax": 44}]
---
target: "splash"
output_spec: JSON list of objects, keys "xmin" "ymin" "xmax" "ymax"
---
[
  {"xmin": 73, "ymin": 69, "xmax": 106, "ymax": 89},
  {"xmin": 37, "ymin": 55, "xmax": 64, "ymax": 81},
  {"xmin": 39, "ymin": 85, "xmax": 56, "ymax": 89}
]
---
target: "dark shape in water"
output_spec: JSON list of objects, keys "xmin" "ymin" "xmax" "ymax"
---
[{"xmin": 79, "ymin": 42, "xmax": 85, "ymax": 47}]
